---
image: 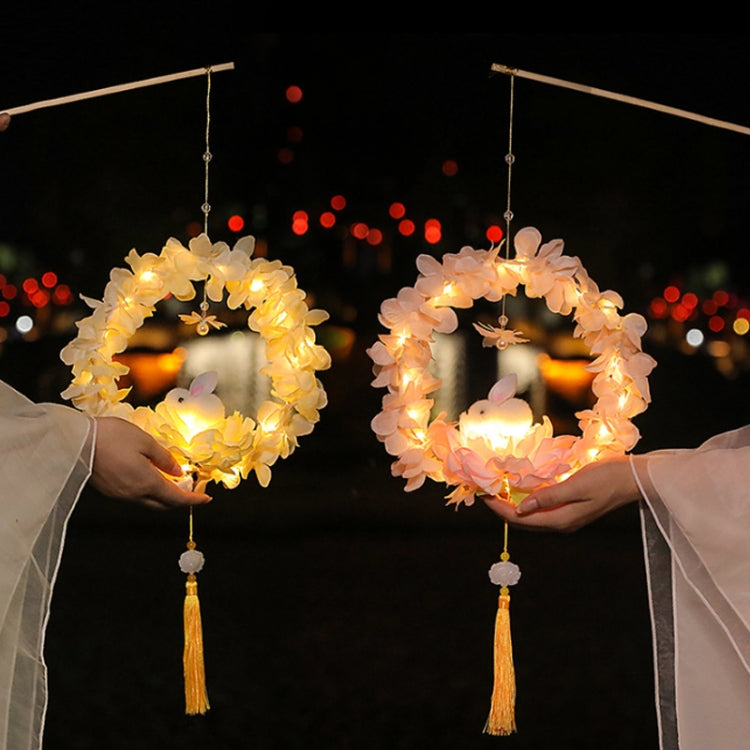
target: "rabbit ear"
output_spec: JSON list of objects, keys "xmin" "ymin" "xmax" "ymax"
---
[
  {"xmin": 190, "ymin": 371, "xmax": 218, "ymax": 396},
  {"xmin": 488, "ymin": 373, "xmax": 517, "ymax": 403}
]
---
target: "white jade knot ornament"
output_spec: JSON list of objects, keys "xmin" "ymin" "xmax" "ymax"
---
[
  {"xmin": 179, "ymin": 549, "xmax": 206, "ymax": 575},
  {"xmin": 488, "ymin": 560, "xmax": 521, "ymax": 587}
]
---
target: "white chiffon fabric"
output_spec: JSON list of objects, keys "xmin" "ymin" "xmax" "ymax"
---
[
  {"xmin": 0, "ymin": 381, "xmax": 93, "ymax": 750},
  {"xmin": 632, "ymin": 425, "xmax": 750, "ymax": 750}
]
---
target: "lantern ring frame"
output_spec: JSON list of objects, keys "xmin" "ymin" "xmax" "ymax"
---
[
  {"xmin": 367, "ymin": 226, "xmax": 656, "ymax": 508},
  {"xmin": 61, "ymin": 233, "xmax": 331, "ymax": 491}
]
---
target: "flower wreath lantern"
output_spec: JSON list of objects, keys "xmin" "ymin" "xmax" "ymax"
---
[
  {"xmin": 367, "ymin": 225, "xmax": 656, "ymax": 734},
  {"xmin": 61, "ymin": 232, "xmax": 331, "ymax": 492},
  {"xmin": 59, "ymin": 66, "xmax": 331, "ymax": 717}
]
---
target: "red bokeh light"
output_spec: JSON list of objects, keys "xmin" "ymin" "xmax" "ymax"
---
[
  {"xmin": 713, "ymin": 289, "xmax": 729, "ymax": 306},
  {"xmin": 424, "ymin": 218, "xmax": 442, "ymax": 245},
  {"xmin": 366, "ymin": 228, "xmax": 383, "ymax": 246},
  {"xmin": 702, "ymin": 299, "xmax": 718, "ymax": 316},
  {"xmin": 709, "ymin": 315, "xmax": 725, "ymax": 332},
  {"xmin": 486, "ymin": 225, "xmax": 504, "ymax": 244},
  {"xmin": 441, "ymin": 159, "xmax": 458, "ymax": 176},
  {"xmin": 278, "ymin": 147, "xmax": 294, "ymax": 164},
  {"xmin": 287, "ymin": 125, "xmax": 303, "ymax": 143},
  {"xmin": 331, "ymin": 195, "xmax": 346, "ymax": 211},
  {"xmin": 398, "ymin": 219, "xmax": 415, "ymax": 237},
  {"xmin": 285, "ymin": 85, "xmax": 303, "ymax": 104},
  {"xmin": 320, "ymin": 211, "xmax": 336, "ymax": 229},
  {"xmin": 389, "ymin": 202, "xmax": 406, "ymax": 220},
  {"xmin": 671, "ymin": 304, "xmax": 690, "ymax": 322},
  {"xmin": 22, "ymin": 278, "xmax": 39, "ymax": 294},
  {"xmin": 41, "ymin": 271, "xmax": 58, "ymax": 288},
  {"xmin": 227, "ymin": 215, "xmax": 245, "ymax": 232},
  {"xmin": 663, "ymin": 285, "xmax": 680, "ymax": 303},
  {"xmin": 649, "ymin": 297, "xmax": 668, "ymax": 318},
  {"xmin": 2, "ymin": 284, "xmax": 17, "ymax": 300},
  {"xmin": 351, "ymin": 222, "xmax": 369, "ymax": 240},
  {"xmin": 53, "ymin": 285, "xmax": 73, "ymax": 305},
  {"xmin": 681, "ymin": 292, "xmax": 698, "ymax": 309},
  {"xmin": 292, "ymin": 210, "xmax": 309, "ymax": 236}
]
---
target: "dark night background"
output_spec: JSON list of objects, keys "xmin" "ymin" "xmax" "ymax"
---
[{"xmin": 3, "ymin": 22, "xmax": 750, "ymax": 749}]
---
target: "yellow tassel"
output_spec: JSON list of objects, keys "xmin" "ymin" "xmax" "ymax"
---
[
  {"xmin": 484, "ymin": 588, "xmax": 516, "ymax": 736},
  {"xmin": 183, "ymin": 573, "xmax": 210, "ymax": 715}
]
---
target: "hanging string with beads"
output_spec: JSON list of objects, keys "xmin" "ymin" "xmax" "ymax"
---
[
  {"xmin": 178, "ymin": 67, "xmax": 215, "ymax": 717},
  {"xmin": 197, "ymin": 67, "xmax": 214, "ymax": 336}
]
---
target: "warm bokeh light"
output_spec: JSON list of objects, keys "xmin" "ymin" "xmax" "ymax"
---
[
  {"xmin": 186, "ymin": 221, "xmax": 202, "ymax": 238},
  {"xmin": 702, "ymin": 299, "xmax": 718, "ymax": 315},
  {"xmin": 278, "ymin": 147, "xmax": 294, "ymax": 164},
  {"xmin": 331, "ymin": 194, "xmax": 346, "ymax": 211},
  {"xmin": 663, "ymin": 285, "xmax": 680, "ymax": 303},
  {"xmin": 285, "ymin": 85, "xmax": 303, "ymax": 104},
  {"xmin": 227, "ymin": 214, "xmax": 245, "ymax": 232},
  {"xmin": 709, "ymin": 315, "xmax": 725, "ymax": 332},
  {"xmin": 733, "ymin": 318, "xmax": 750, "ymax": 335},
  {"xmin": 22, "ymin": 278, "xmax": 38, "ymax": 294},
  {"xmin": 424, "ymin": 218, "xmax": 441, "ymax": 245},
  {"xmin": 441, "ymin": 159, "xmax": 458, "ymax": 176},
  {"xmin": 0, "ymin": 301, "xmax": 9, "ymax": 317},
  {"xmin": 41, "ymin": 271, "xmax": 58, "ymax": 288},
  {"xmin": 320, "ymin": 211, "xmax": 336, "ymax": 229},
  {"xmin": 681, "ymin": 291, "xmax": 698, "ymax": 309},
  {"xmin": 292, "ymin": 210, "xmax": 309, "ymax": 236},
  {"xmin": 351, "ymin": 222, "xmax": 369, "ymax": 240},
  {"xmin": 713, "ymin": 289, "xmax": 729, "ymax": 306},
  {"xmin": 649, "ymin": 297, "xmax": 668, "ymax": 318},
  {"xmin": 486, "ymin": 225, "xmax": 504, "ymax": 244},
  {"xmin": 398, "ymin": 219, "xmax": 415, "ymax": 237},
  {"xmin": 389, "ymin": 202, "xmax": 406, "ymax": 220},
  {"xmin": 287, "ymin": 125, "xmax": 303, "ymax": 143},
  {"xmin": 366, "ymin": 228, "xmax": 383, "ymax": 246},
  {"xmin": 53, "ymin": 284, "xmax": 73, "ymax": 305}
]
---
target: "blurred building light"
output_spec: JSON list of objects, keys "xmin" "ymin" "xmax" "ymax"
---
[
  {"xmin": 663, "ymin": 285, "xmax": 680, "ymax": 303},
  {"xmin": 285, "ymin": 85, "xmax": 303, "ymax": 104},
  {"xmin": 15, "ymin": 315, "xmax": 33, "ymax": 334},
  {"xmin": 319, "ymin": 211, "xmax": 336, "ymax": 229},
  {"xmin": 708, "ymin": 315, "xmax": 725, "ymax": 332},
  {"xmin": 424, "ymin": 218, "xmax": 441, "ymax": 245},
  {"xmin": 733, "ymin": 317, "xmax": 750, "ymax": 336},
  {"xmin": 227, "ymin": 215, "xmax": 245, "ymax": 232},
  {"xmin": 685, "ymin": 328, "xmax": 704, "ymax": 347},
  {"xmin": 398, "ymin": 219, "xmax": 415, "ymax": 237},
  {"xmin": 441, "ymin": 159, "xmax": 458, "ymax": 176},
  {"xmin": 389, "ymin": 202, "xmax": 406, "ymax": 220},
  {"xmin": 486, "ymin": 225, "xmax": 504, "ymax": 244}
]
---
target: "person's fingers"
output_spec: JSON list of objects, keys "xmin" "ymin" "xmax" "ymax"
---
[
  {"xmin": 0, "ymin": 113, "xmax": 10, "ymax": 132},
  {"xmin": 141, "ymin": 434, "xmax": 183, "ymax": 477},
  {"xmin": 483, "ymin": 495, "xmax": 592, "ymax": 533}
]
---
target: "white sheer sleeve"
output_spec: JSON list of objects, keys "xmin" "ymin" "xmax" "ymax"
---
[
  {"xmin": 0, "ymin": 381, "xmax": 93, "ymax": 750},
  {"xmin": 631, "ymin": 425, "xmax": 750, "ymax": 750}
]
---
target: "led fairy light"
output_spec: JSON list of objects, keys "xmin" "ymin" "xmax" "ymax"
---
[
  {"xmin": 61, "ymin": 66, "xmax": 331, "ymax": 716},
  {"xmin": 368, "ymin": 69, "xmax": 656, "ymax": 737}
]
